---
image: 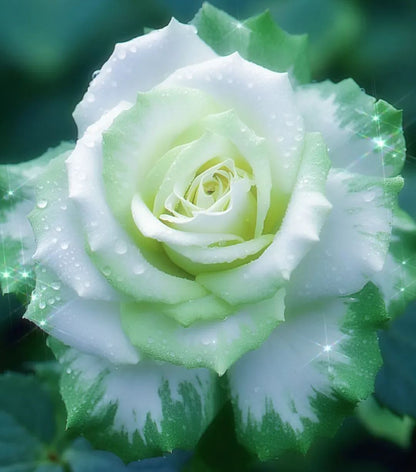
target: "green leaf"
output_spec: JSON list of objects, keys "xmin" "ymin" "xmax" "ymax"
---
[
  {"xmin": 192, "ymin": 3, "xmax": 310, "ymax": 84},
  {"xmin": 49, "ymin": 339, "xmax": 222, "ymax": 462},
  {"xmin": 372, "ymin": 209, "xmax": 416, "ymax": 317},
  {"xmin": 357, "ymin": 396, "xmax": 414, "ymax": 449},
  {"xmin": 62, "ymin": 438, "xmax": 127, "ymax": 472},
  {"xmin": 0, "ymin": 142, "xmax": 72, "ymax": 299},
  {"xmin": 228, "ymin": 283, "xmax": 388, "ymax": 460},
  {"xmin": 0, "ymin": 372, "xmax": 56, "ymax": 469},
  {"xmin": 376, "ymin": 302, "xmax": 416, "ymax": 420}
]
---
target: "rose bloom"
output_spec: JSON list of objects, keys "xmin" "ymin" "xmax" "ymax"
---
[{"xmin": 0, "ymin": 4, "xmax": 411, "ymax": 462}]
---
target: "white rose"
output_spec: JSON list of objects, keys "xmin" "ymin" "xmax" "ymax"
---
[{"xmin": 0, "ymin": 4, "xmax": 410, "ymax": 462}]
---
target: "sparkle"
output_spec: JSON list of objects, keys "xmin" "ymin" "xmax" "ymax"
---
[
  {"xmin": 21, "ymin": 270, "xmax": 30, "ymax": 278},
  {"xmin": 372, "ymin": 115, "xmax": 380, "ymax": 122},
  {"xmin": 235, "ymin": 22, "xmax": 243, "ymax": 29},
  {"xmin": 373, "ymin": 137, "xmax": 386, "ymax": 149},
  {"xmin": 39, "ymin": 320, "xmax": 46, "ymax": 327},
  {"xmin": 2, "ymin": 271, "xmax": 10, "ymax": 279},
  {"xmin": 7, "ymin": 190, "xmax": 14, "ymax": 196},
  {"xmin": 323, "ymin": 344, "xmax": 332, "ymax": 352}
]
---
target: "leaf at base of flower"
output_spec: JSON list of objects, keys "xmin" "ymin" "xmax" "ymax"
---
[
  {"xmin": 49, "ymin": 339, "xmax": 223, "ymax": 462},
  {"xmin": 227, "ymin": 283, "xmax": 387, "ymax": 460},
  {"xmin": 0, "ymin": 372, "xmax": 56, "ymax": 468},
  {"xmin": 192, "ymin": 3, "xmax": 310, "ymax": 84},
  {"xmin": 372, "ymin": 208, "xmax": 416, "ymax": 317},
  {"xmin": 376, "ymin": 302, "xmax": 416, "ymax": 420}
]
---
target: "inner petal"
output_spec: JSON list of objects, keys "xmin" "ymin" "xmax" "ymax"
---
[{"xmin": 159, "ymin": 157, "xmax": 256, "ymax": 240}]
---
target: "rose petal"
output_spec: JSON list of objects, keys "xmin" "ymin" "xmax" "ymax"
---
[
  {"xmin": 197, "ymin": 133, "xmax": 332, "ymax": 305},
  {"xmin": 74, "ymin": 19, "xmax": 217, "ymax": 135},
  {"xmin": 227, "ymin": 283, "xmax": 387, "ymax": 460},
  {"xmin": 50, "ymin": 341, "xmax": 222, "ymax": 462},
  {"xmin": 24, "ymin": 266, "xmax": 139, "ymax": 365},
  {"xmin": 121, "ymin": 289, "xmax": 285, "ymax": 375},
  {"xmin": 160, "ymin": 53, "xmax": 305, "ymax": 194},
  {"xmin": 295, "ymin": 79, "xmax": 405, "ymax": 178},
  {"xmin": 286, "ymin": 169, "xmax": 403, "ymax": 308}
]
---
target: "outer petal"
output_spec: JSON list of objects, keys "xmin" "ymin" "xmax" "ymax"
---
[
  {"xmin": 73, "ymin": 19, "xmax": 217, "ymax": 135},
  {"xmin": 286, "ymin": 170, "xmax": 403, "ymax": 307},
  {"xmin": 295, "ymin": 79, "xmax": 405, "ymax": 177},
  {"xmin": 49, "ymin": 340, "xmax": 222, "ymax": 462},
  {"xmin": 29, "ymin": 146, "xmax": 118, "ymax": 301},
  {"xmin": 160, "ymin": 53, "xmax": 305, "ymax": 194},
  {"xmin": 24, "ymin": 266, "xmax": 138, "ymax": 365},
  {"xmin": 197, "ymin": 133, "xmax": 332, "ymax": 305},
  {"xmin": 121, "ymin": 289, "xmax": 285, "ymax": 375},
  {"xmin": 67, "ymin": 103, "xmax": 208, "ymax": 305},
  {"xmin": 0, "ymin": 143, "xmax": 72, "ymax": 297},
  {"xmin": 227, "ymin": 283, "xmax": 387, "ymax": 460}
]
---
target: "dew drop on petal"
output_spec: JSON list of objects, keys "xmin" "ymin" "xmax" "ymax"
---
[
  {"xmin": 37, "ymin": 199, "xmax": 48, "ymax": 209},
  {"xmin": 115, "ymin": 240, "xmax": 127, "ymax": 255},
  {"xmin": 60, "ymin": 241, "xmax": 69, "ymax": 250},
  {"xmin": 133, "ymin": 265, "xmax": 145, "ymax": 275}
]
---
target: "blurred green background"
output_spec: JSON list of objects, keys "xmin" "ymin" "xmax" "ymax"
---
[{"xmin": 1, "ymin": 0, "xmax": 416, "ymax": 471}]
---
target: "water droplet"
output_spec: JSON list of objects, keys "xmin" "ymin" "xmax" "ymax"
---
[
  {"xmin": 115, "ymin": 240, "xmax": 127, "ymax": 255},
  {"xmin": 60, "ymin": 241, "xmax": 69, "ymax": 250},
  {"xmin": 55, "ymin": 226, "xmax": 62, "ymax": 232},
  {"xmin": 51, "ymin": 282, "xmax": 61, "ymax": 291},
  {"xmin": 47, "ymin": 298, "xmax": 55, "ymax": 305},
  {"xmin": 39, "ymin": 300, "xmax": 46, "ymax": 309},
  {"xmin": 133, "ymin": 265, "xmax": 144, "ymax": 275},
  {"xmin": 102, "ymin": 266, "xmax": 112, "ymax": 276},
  {"xmin": 37, "ymin": 199, "xmax": 48, "ymax": 209},
  {"xmin": 60, "ymin": 204, "xmax": 67, "ymax": 210},
  {"xmin": 92, "ymin": 69, "xmax": 100, "ymax": 79},
  {"xmin": 66, "ymin": 368, "xmax": 72, "ymax": 374}
]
